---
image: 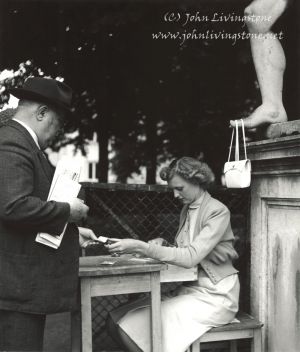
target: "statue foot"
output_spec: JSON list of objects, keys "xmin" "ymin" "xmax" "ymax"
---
[{"xmin": 230, "ymin": 104, "xmax": 287, "ymax": 130}]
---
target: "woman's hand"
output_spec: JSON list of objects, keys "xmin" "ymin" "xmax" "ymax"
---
[
  {"xmin": 148, "ymin": 237, "xmax": 165, "ymax": 246},
  {"xmin": 78, "ymin": 227, "xmax": 98, "ymax": 248},
  {"xmin": 106, "ymin": 239, "xmax": 149, "ymax": 256}
]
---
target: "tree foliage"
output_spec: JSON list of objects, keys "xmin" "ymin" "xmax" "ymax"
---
[{"xmin": 0, "ymin": 0, "xmax": 296, "ymax": 183}]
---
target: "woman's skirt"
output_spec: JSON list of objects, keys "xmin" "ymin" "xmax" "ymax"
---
[{"xmin": 110, "ymin": 271, "xmax": 240, "ymax": 352}]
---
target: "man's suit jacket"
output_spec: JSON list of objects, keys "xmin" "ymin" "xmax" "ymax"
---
[{"xmin": 0, "ymin": 120, "xmax": 79, "ymax": 314}]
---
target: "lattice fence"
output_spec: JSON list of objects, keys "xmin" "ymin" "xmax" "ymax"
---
[{"xmin": 81, "ymin": 183, "xmax": 250, "ymax": 351}]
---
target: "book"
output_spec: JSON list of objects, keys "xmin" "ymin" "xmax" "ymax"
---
[{"xmin": 35, "ymin": 158, "xmax": 82, "ymax": 249}]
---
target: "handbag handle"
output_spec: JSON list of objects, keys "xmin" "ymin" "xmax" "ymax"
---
[
  {"xmin": 227, "ymin": 119, "xmax": 247, "ymax": 162},
  {"xmin": 235, "ymin": 120, "xmax": 239, "ymax": 161},
  {"xmin": 241, "ymin": 119, "xmax": 247, "ymax": 159}
]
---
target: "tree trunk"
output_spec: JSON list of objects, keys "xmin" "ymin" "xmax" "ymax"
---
[
  {"xmin": 95, "ymin": 104, "xmax": 109, "ymax": 183},
  {"xmin": 296, "ymin": 1, "xmax": 300, "ymax": 118},
  {"xmin": 145, "ymin": 113, "xmax": 157, "ymax": 184},
  {"xmin": 94, "ymin": 32, "xmax": 111, "ymax": 183},
  {"xmin": 0, "ymin": 1, "xmax": 7, "ymax": 67},
  {"xmin": 56, "ymin": 4, "xmax": 66, "ymax": 77}
]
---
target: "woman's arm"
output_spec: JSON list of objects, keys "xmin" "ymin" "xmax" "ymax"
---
[
  {"xmin": 146, "ymin": 205, "xmax": 231, "ymax": 268},
  {"xmin": 206, "ymin": 241, "xmax": 238, "ymax": 264},
  {"xmin": 106, "ymin": 238, "xmax": 150, "ymax": 256},
  {"xmin": 107, "ymin": 204, "xmax": 232, "ymax": 268}
]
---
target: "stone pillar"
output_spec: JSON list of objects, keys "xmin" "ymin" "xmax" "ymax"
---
[{"xmin": 247, "ymin": 125, "xmax": 300, "ymax": 352}]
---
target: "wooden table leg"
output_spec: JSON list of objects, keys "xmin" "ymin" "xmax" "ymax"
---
[
  {"xmin": 150, "ymin": 271, "xmax": 162, "ymax": 352},
  {"xmin": 81, "ymin": 278, "xmax": 92, "ymax": 352}
]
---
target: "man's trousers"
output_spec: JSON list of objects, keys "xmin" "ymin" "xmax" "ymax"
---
[{"xmin": 0, "ymin": 309, "xmax": 46, "ymax": 351}]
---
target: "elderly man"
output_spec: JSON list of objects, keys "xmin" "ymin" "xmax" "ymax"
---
[{"xmin": 0, "ymin": 77, "xmax": 97, "ymax": 351}]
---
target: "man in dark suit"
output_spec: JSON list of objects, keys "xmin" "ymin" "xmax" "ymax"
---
[{"xmin": 0, "ymin": 77, "xmax": 97, "ymax": 351}]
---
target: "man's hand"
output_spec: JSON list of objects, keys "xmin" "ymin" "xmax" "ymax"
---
[
  {"xmin": 68, "ymin": 198, "xmax": 89, "ymax": 224},
  {"xmin": 78, "ymin": 227, "xmax": 98, "ymax": 248}
]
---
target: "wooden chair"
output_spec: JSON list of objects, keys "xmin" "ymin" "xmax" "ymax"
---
[{"xmin": 188, "ymin": 312, "xmax": 263, "ymax": 352}]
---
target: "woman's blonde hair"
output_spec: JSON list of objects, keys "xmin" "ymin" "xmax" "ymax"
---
[{"xmin": 160, "ymin": 157, "xmax": 215, "ymax": 190}]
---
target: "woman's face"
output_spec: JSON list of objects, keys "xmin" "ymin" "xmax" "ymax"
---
[{"xmin": 168, "ymin": 174, "xmax": 203, "ymax": 205}]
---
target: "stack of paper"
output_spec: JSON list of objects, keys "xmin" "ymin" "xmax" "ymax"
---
[{"xmin": 35, "ymin": 158, "xmax": 82, "ymax": 249}]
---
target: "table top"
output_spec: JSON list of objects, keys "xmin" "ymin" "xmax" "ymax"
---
[{"xmin": 79, "ymin": 255, "xmax": 167, "ymax": 277}]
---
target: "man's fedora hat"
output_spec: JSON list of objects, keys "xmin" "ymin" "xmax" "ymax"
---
[{"xmin": 9, "ymin": 77, "xmax": 73, "ymax": 113}]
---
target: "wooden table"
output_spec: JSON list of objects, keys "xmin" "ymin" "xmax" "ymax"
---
[{"xmin": 71, "ymin": 255, "xmax": 166, "ymax": 352}]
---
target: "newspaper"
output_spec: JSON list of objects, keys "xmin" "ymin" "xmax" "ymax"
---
[{"xmin": 35, "ymin": 158, "xmax": 82, "ymax": 249}]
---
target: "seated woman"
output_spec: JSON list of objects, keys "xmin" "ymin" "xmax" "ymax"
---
[{"xmin": 106, "ymin": 157, "xmax": 240, "ymax": 352}]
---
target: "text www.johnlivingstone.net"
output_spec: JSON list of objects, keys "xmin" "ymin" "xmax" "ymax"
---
[{"xmin": 152, "ymin": 29, "xmax": 283, "ymax": 46}]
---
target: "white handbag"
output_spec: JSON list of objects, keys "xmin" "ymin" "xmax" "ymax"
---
[{"xmin": 224, "ymin": 120, "xmax": 251, "ymax": 188}]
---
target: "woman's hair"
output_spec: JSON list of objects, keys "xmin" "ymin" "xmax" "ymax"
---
[{"xmin": 159, "ymin": 157, "xmax": 215, "ymax": 190}]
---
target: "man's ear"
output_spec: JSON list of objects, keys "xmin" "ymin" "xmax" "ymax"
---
[{"xmin": 36, "ymin": 105, "xmax": 48, "ymax": 122}]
